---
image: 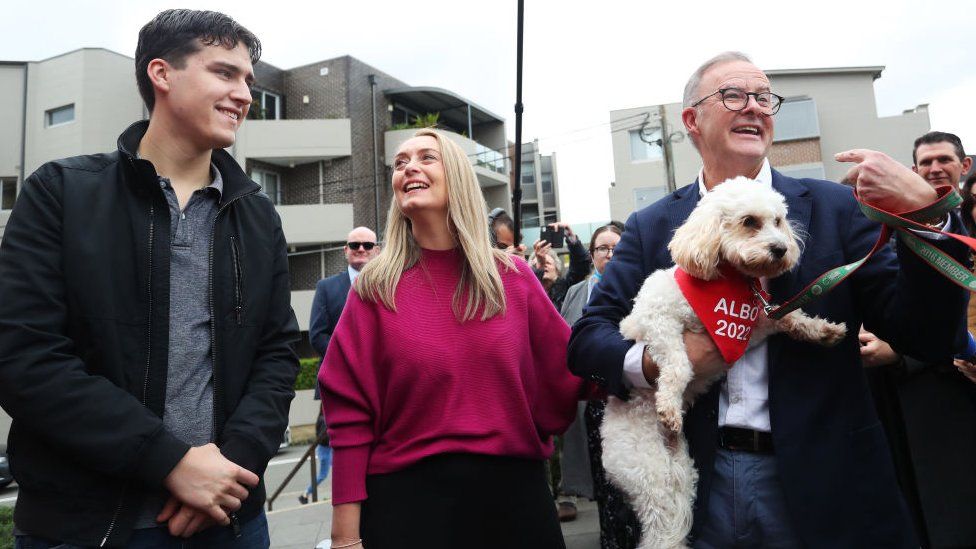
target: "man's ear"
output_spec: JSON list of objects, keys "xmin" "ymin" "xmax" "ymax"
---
[
  {"xmin": 681, "ymin": 107, "xmax": 699, "ymax": 139},
  {"xmin": 962, "ymin": 156, "xmax": 973, "ymax": 175},
  {"xmin": 146, "ymin": 58, "xmax": 173, "ymax": 96},
  {"xmin": 912, "ymin": 165, "xmax": 919, "ymax": 174}
]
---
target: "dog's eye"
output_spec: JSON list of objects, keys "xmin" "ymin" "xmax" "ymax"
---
[
  {"xmin": 775, "ymin": 217, "xmax": 783, "ymax": 227},
  {"xmin": 742, "ymin": 215, "xmax": 760, "ymax": 229}
]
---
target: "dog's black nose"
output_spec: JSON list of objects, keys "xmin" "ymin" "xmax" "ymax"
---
[{"xmin": 769, "ymin": 244, "xmax": 787, "ymax": 259}]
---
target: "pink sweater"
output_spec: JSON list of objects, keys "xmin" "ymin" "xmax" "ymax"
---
[{"xmin": 319, "ymin": 248, "xmax": 586, "ymax": 504}]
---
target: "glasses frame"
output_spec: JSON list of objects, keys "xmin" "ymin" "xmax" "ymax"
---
[
  {"xmin": 691, "ymin": 87, "xmax": 785, "ymax": 115},
  {"xmin": 346, "ymin": 241, "xmax": 377, "ymax": 251},
  {"xmin": 593, "ymin": 245, "xmax": 615, "ymax": 257}
]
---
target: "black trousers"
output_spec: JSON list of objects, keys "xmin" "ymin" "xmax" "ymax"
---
[{"xmin": 361, "ymin": 453, "xmax": 566, "ymax": 549}]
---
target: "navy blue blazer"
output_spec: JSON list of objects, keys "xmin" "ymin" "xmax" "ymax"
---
[
  {"xmin": 309, "ymin": 270, "xmax": 352, "ymax": 358},
  {"xmin": 568, "ymin": 170, "xmax": 970, "ymax": 548}
]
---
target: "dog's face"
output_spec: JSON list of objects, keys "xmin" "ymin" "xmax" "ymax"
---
[{"xmin": 669, "ymin": 177, "xmax": 801, "ymax": 280}]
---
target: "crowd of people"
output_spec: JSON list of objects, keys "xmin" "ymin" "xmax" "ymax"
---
[{"xmin": 0, "ymin": 7, "xmax": 973, "ymax": 549}]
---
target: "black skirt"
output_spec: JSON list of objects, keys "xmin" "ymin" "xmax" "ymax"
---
[{"xmin": 361, "ymin": 452, "xmax": 566, "ymax": 549}]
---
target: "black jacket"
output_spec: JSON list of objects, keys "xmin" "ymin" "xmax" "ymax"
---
[{"xmin": 0, "ymin": 121, "xmax": 300, "ymax": 546}]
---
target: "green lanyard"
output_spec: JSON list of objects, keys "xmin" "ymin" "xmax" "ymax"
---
[{"xmin": 757, "ymin": 186, "xmax": 974, "ymax": 320}]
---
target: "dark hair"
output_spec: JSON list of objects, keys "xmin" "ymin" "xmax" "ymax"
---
[
  {"xmin": 589, "ymin": 223, "xmax": 623, "ymax": 255},
  {"xmin": 913, "ymin": 131, "xmax": 966, "ymax": 165},
  {"xmin": 961, "ymin": 172, "xmax": 976, "ymax": 235},
  {"xmin": 135, "ymin": 9, "xmax": 261, "ymax": 112}
]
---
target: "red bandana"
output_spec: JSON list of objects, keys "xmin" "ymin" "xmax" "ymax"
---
[{"xmin": 674, "ymin": 265, "xmax": 763, "ymax": 365}]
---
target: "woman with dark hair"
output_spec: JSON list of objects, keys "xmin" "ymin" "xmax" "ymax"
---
[
  {"xmin": 320, "ymin": 129, "xmax": 589, "ymax": 549},
  {"xmin": 558, "ymin": 222, "xmax": 641, "ymax": 548}
]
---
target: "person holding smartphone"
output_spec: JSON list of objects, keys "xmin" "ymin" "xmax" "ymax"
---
[{"xmin": 531, "ymin": 222, "xmax": 591, "ymax": 310}]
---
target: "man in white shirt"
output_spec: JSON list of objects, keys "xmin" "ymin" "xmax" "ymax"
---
[{"xmin": 568, "ymin": 52, "xmax": 969, "ymax": 548}]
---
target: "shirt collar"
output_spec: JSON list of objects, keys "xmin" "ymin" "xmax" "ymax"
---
[
  {"xmin": 139, "ymin": 152, "xmax": 223, "ymax": 198},
  {"xmin": 347, "ymin": 265, "xmax": 361, "ymax": 284},
  {"xmin": 697, "ymin": 158, "xmax": 772, "ymax": 197}
]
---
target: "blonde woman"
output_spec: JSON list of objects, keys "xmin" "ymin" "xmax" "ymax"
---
[{"xmin": 320, "ymin": 129, "xmax": 588, "ymax": 549}]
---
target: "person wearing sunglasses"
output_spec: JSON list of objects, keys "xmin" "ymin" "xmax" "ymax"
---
[
  {"xmin": 320, "ymin": 129, "xmax": 590, "ymax": 549},
  {"xmin": 304, "ymin": 227, "xmax": 380, "ymax": 506}
]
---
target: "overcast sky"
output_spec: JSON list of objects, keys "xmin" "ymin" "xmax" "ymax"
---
[{"xmin": 3, "ymin": 0, "xmax": 974, "ymax": 222}]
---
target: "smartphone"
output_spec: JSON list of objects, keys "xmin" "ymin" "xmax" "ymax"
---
[{"xmin": 540, "ymin": 227, "xmax": 564, "ymax": 249}]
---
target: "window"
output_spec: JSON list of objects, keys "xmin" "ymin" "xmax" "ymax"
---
[
  {"xmin": 248, "ymin": 89, "xmax": 281, "ymax": 120},
  {"xmin": 251, "ymin": 169, "xmax": 281, "ymax": 204},
  {"xmin": 521, "ymin": 205, "xmax": 540, "ymax": 228},
  {"xmin": 1, "ymin": 178, "xmax": 16, "ymax": 210},
  {"xmin": 774, "ymin": 98, "xmax": 820, "ymax": 142},
  {"xmin": 46, "ymin": 104, "xmax": 75, "ymax": 127},
  {"xmin": 629, "ymin": 129, "xmax": 662, "ymax": 162}
]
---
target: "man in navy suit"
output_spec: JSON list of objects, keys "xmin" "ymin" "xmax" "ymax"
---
[
  {"xmin": 300, "ymin": 226, "xmax": 378, "ymax": 505},
  {"xmin": 310, "ymin": 226, "xmax": 380, "ymax": 357},
  {"xmin": 568, "ymin": 52, "xmax": 969, "ymax": 548}
]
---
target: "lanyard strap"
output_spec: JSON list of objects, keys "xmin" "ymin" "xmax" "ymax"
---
[{"xmin": 757, "ymin": 186, "xmax": 976, "ymax": 320}]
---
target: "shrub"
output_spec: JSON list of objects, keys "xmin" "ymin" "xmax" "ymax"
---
[
  {"xmin": 0, "ymin": 506, "xmax": 13, "ymax": 549},
  {"xmin": 295, "ymin": 357, "xmax": 321, "ymax": 391}
]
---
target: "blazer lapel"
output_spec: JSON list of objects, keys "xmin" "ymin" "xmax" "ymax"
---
[
  {"xmin": 338, "ymin": 272, "xmax": 352, "ymax": 309},
  {"xmin": 768, "ymin": 170, "xmax": 812, "ymax": 301},
  {"xmin": 667, "ymin": 181, "xmax": 702, "ymax": 237},
  {"xmin": 766, "ymin": 170, "xmax": 812, "ymax": 399}
]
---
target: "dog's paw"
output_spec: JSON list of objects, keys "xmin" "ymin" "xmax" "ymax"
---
[
  {"xmin": 817, "ymin": 320, "xmax": 847, "ymax": 347},
  {"xmin": 659, "ymin": 408, "xmax": 683, "ymax": 434}
]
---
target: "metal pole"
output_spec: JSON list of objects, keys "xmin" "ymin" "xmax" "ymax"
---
[
  {"xmin": 369, "ymin": 74, "xmax": 380, "ymax": 232},
  {"xmin": 511, "ymin": 0, "xmax": 525, "ymax": 245},
  {"xmin": 467, "ymin": 104, "xmax": 473, "ymax": 140},
  {"xmin": 309, "ymin": 447, "xmax": 318, "ymax": 502},
  {"xmin": 658, "ymin": 104, "xmax": 677, "ymax": 193}
]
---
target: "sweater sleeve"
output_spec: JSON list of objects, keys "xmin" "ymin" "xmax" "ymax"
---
[
  {"xmin": 519, "ymin": 260, "xmax": 589, "ymax": 438},
  {"xmin": 319, "ymin": 289, "xmax": 380, "ymax": 504}
]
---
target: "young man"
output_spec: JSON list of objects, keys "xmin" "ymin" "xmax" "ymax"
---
[{"xmin": 0, "ymin": 9, "xmax": 299, "ymax": 547}]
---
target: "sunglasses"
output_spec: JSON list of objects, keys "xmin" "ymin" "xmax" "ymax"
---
[{"xmin": 346, "ymin": 241, "xmax": 376, "ymax": 251}]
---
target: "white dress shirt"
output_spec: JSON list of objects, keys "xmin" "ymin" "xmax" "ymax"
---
[{"xmin": 347, "ymin": 265, "xmax": 361, "ymax": 284}]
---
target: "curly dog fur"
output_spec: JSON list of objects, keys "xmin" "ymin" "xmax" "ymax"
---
[{"xmin": 601, "ymin": 177, "xmax": 847, "ymax": 548}]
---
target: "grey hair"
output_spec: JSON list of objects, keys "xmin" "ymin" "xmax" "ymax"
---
[{"xmin": 682, "ymin": 51, "xmax": 753, "ymax": 109}]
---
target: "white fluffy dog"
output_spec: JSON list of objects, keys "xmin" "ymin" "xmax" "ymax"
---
[{"xmin": 601, "ymin": 177, "xmax": 846, "ymax": 549}]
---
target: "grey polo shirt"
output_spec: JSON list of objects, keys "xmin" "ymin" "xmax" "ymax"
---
[{"xmin": 135, "ymin": 165, "xmax": 222, "ymax": 528}]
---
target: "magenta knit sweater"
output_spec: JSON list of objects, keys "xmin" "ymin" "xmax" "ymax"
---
[{"xmin": 319, "ymin": 247, "xmax": 586, "ymax": 504}]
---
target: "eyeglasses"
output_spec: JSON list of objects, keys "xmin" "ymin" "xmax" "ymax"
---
[
  {"xmin": 691, "ymin": 87, "xmax": 784, "ymax": 116},
  {"xmin": 593, "ymin": 245, "xmax": 615, "ymax": 257},
  {"xmin": 347, "ymin": 241, "xmax": 376, "ymax": 251}
]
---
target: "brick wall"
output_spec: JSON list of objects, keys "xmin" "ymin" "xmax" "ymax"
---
[
  {"xmin": 770, "ymin": 138, "xmax": 822, "ymax": 167},
  {"xmin": 288, "ymin": 247, "xmax": 322, "ymax": 291}
]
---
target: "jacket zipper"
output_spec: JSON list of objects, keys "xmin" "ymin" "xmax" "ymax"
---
[
  {"xmin": 230, "ymin": 236, "xmax": 244, "ymax": 326},
  {"xmin": 210, "ymin": 192, "xmax": 257, "ymax": 538},
  {"xmin": 101, "ymin": 202, "xmax": 155, "ymax": 547}
]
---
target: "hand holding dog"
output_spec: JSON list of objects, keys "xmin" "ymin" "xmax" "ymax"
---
[
  {"xmin": 836, "ymin": 149, "xmax": 937, "ymax": 214},
  {"xmin": 641, "ymin": 330, "xmax": 728, "ymax": 386}
]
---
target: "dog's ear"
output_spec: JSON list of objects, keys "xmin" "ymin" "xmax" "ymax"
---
[{"xmin": 669, "ymin": 201, "xmax": 724, "ymax": 280}]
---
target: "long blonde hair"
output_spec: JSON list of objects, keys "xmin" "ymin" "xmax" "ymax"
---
[{"xmin": 356, "ymin": 128, "xmax": 515, "ymax": 321}]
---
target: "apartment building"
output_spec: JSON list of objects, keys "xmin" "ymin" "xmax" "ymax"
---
[
  {"xmin": 0, "ymin": 48, "xmax": 511, "ymax": 354},
  {"xmin": 517, "ymin": 139, "xmax": 561, "ymax": 229},
  {"xmin": 609, "ymin": 66, "xmax": 930, "ymax": 220}
]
